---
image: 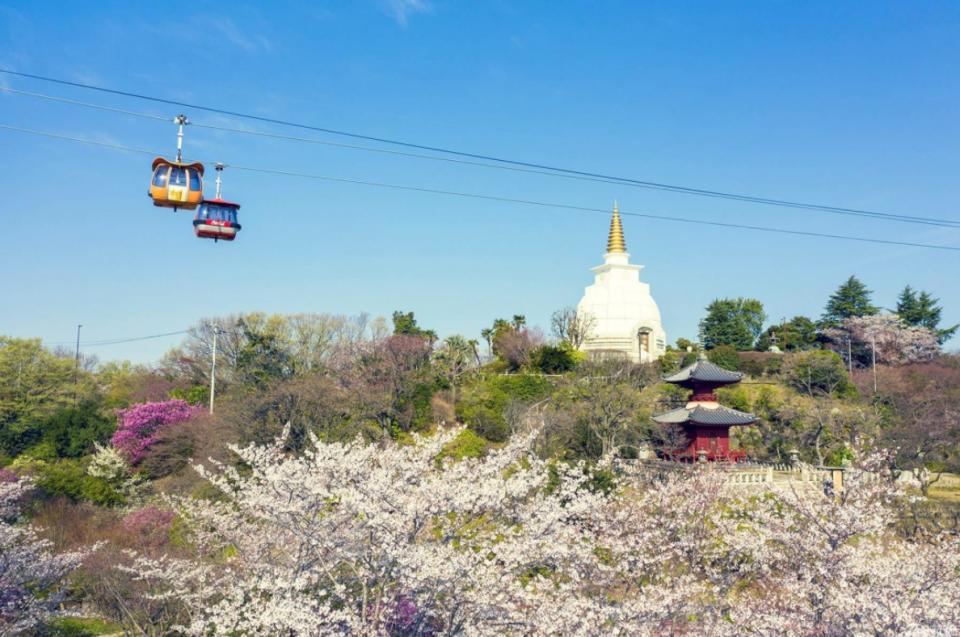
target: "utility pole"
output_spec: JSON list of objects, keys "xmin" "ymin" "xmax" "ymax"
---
[
  {"xmin": 871, "ymin": 333, "xmax": 878, "ymax": 393},
  {"xmin": 74, "ymin": 324, "xmax": 82, "ymax": 405},
  {"xmin": 209, "ymin": 325, "xmax": 220, "ymax": 415}
]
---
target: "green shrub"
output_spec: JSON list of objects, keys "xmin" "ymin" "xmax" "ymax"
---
[
  {"xmin": 407, "ymin": 382, "xmax": 436, "ymax": 433},
  {"xmin": 530, "ymin": 345, "xmax": 577, "ymax": 374},
  {"xmin": 738, "ymin": 357, "xmax": 765, "ymax": 378},
  {"xmin": 707, "ymin": 345, "xmax": 741, "ymax": 371},
  {"xmin": 0, "ymin": 403, "xmax": 113, "ymax": 460},
  {"xmin": 0, "ymin": 420, "xmax": 43, "ymax": 458},
  {"xmin": 659, "ymin": 383, "xmax": 688, "ymax": 405},
  {"xmin": 658, "ymin": 350, "xmax": 682, "ymax": 375},
  {"xmin": 765, "ymin": 355, "xmax": 784, "ymax": 376},
  {"xmin": 785, "ymin": 350, "xmax": 854, "ymax": 397},
  {"xmin": 738, "ymin": 352, "xmax": 785, "ymax": 378},
  {"xmin": 31, "ymin": 459, "xmax": 124, "ymax": 506},
  {"xmin": 43, "ymin": 617, "xmax": 122, "ymax": 636},
  {"xmin": 438, "ymin": 429, "xmax": 489, "ymax": 463},
  {"xmin": 169, "ymin": 384, "xmax": 210, "ymax": 406},
  {"xmin": 717, "ymin": 386, "xmax": 751, "ymax": 412},
  {"xmin": 46, "ymin": 405, "xmax": 114, "ymax": 458},
  {"xmin": 456, "ymin": 374, "xmax": 553, "ymax": 442},
  {"xmin": 22, "ymin": 440, "xmax": 60, "ymax": 461}
]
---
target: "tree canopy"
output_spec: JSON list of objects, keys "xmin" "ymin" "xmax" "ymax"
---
[
  {"xmin": 896, "ymin": 286, "xmax": 957, "ymax": 345},
  {"xmin": 392, "ymin": 311, "xmax": 437, "ymax": 341},
  {"xmin": 756, "ymin": 316, "xmax": 819, "ymax": 352},
  {"xmin": 699, "ymin": 298, "xmax": 766, "ymax": 350},
  {"xmin": 821, "ymin": 276, "xmax": 878, "ymax": 327}
]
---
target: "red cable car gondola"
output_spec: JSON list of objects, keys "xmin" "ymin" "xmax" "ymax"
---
[
  {"xmin": 149, "ymin": 115, "xmax": 204, "ymax": 210},
  {"xmin": 193, "ymin": 163, "xmax": 242, "ymax": 242}
]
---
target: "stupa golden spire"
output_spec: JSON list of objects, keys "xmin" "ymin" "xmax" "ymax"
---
[{"xmin": 606, "ymin": 201, "xmax": 627, "ymax": 253}]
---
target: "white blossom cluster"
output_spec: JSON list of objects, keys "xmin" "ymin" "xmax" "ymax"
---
[
  {"xmin": 128, "ymin": 430, "xmax": 960, "ymax": 636},
  {"xmin": 86, "ymin": 442, "xmax": 129, "ymax": 482},
  {"xmin": 824, "ymin": 313, "xmax": 940, "ymax": 365},
  {"xmin": 86, "ymin": 442, "xmax": 144, "ymax": 502},
  {"xmin": 0, "ymin": 479, "xmax": 87, "ymax": 635}
]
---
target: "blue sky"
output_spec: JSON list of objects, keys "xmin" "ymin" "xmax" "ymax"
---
[{"xmin": 1, "ymin": 1, "xmax": 958, "ymax": 362}]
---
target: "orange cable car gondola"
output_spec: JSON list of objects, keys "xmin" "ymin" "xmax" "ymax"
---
[
  {"xmin": 193, "ymin": 163, "xmax": 241, "ymax": 242},
  {"xmin": 149, "ymin": 114, "xmax": 204, "ymax": 210}
]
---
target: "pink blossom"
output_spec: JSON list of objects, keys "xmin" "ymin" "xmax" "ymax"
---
[
  {"xmin": 122, "ymin": 506, "xmax": 175, "ymax": 549},
  {"xmin": 122, "ymin": 506, "xmax": 175, "ymax": 534},
  {"xmin": 111, "ymin": 400, "xmax": 200, "ymax": 464}
]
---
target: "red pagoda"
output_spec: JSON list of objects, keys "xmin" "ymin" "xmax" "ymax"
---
[{"xmin": 653, "ymin": 352, "xmax": 755, "ymax": 462}]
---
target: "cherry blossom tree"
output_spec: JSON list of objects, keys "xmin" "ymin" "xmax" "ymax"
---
[
  {"xmin": 128, "ymin": 427, "xmax": 589, "ymax": 634},
  {"xmin": 126, "ymin": 429, "xmax": 960, "ymax": 636},
  {"xmin": 713, "ymin": 452, "xmax": 960, "ymax": 635},
  {"xmin": 0, "ymin": 478, "xmax": 86, "ymax": 634},
  {"xmin": 823, "ymin": 314, "xmax": 939, "ymax": 367}
]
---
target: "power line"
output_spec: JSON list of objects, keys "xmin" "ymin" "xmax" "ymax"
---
[
  {"xmin": 5, "ymin": 86, "xmax": 958, "ymax": 230},
  {"xmin": 47, "ymin": 330, "xmax": 188, "ymax": 347},
  {"xmin": 2, "ymin": 121, "xmax": 959, "ymax": 253},
  {"xmin": 5, "ymin": 85, "xmax": 957, "ymax": 230},
  {"xmin": 3, "ymin": 68, "xmax": 956, "ymax": 228},
  {"xmin": 0, "ymin": 87, "xmax": 631, "ymax": 185}
]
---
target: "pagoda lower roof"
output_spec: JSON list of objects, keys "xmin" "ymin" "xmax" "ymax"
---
[
  {"xmin": 662, "ymin": 357, "xmax": 744, "ymax": 385},
  {"xmin": 653, "ymin": 404, "xmax": 756, "ymax": 426}
]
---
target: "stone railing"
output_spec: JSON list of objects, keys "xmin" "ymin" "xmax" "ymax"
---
[{"xmin": 615, "ymin": 459, "xmax": 844, "ymax": 491}]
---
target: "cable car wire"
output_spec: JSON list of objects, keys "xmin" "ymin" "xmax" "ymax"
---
[
  {"xmin": 4, "ymin": 86, "xmax": 959, "ymax": 229},
  {"xmin": 5, "ymin": 87, "xmax": 960, "ymax": 233},
  {"xmin": 2, "ymin": 121, "xmax": 959, "ymax": 253},
  {"xmin": 2, "ymin": 68, "xmax": 956, "ymax": 228},
  {"xmin": 0, "ymin": 87, "xmax": 171, "ymax": 123}
]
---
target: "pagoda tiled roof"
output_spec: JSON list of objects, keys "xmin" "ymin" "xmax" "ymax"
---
[
  {"xmin": 652, "ymin": 404, "xmax": 756, "ymax": 426},
  {"xmin": 662, "ymin": 356, "xmax": 744, "ymax": 385}
]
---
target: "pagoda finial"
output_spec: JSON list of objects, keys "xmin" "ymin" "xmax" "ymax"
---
[{"xmin": 606, "ymin": 202, "xmax": 627, "ymax": 253}]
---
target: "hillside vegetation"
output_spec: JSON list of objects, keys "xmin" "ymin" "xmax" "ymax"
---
[{"xmin": 1, "ymin": 277, "xmax": 958, "ymax": 634}]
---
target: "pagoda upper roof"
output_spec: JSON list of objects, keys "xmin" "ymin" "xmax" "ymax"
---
[
  {"xmin": 652, "ymin": 404, "xmax": 756, "ymax": 427},
  {"xmin": 662, "ymin": 354, "xmax": 744, "ymax": 385}
]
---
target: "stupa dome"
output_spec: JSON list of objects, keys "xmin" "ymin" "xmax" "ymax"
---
[{"xmin": 576, "ymin": 204, "xmax": 667, "ymax": 363}]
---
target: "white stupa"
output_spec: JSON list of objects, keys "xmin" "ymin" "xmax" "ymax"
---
[{"xmin": 576, "ymin": 204, "xmax": 667, "ymax": 363}]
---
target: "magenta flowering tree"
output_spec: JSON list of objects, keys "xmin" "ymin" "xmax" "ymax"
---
[{"xmin": 112, "ymin": 400, "xmax": 200, "ymax": 465}]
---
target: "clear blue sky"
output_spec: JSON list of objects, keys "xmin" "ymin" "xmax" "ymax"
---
[{"xmin": 1, "ymin": 1, "xmax": 958, "ymax": 362}]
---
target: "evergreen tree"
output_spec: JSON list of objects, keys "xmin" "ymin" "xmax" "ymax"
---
[
  {"xmin": 391, "ymin": 311, "xmax": 437, "ymax": 341},
  {"xmin": 896, "ymin": 286, "xmax": 958, "ymax": 344},
  {"xmin": 699, "ymin": 298, "xmax": 766, "ymax": 350},
  {"xmin": 821, "ymin": 276, "xmax": 878, "ymax": 327},
  {"xmin": 756, "ymin": 316, "xmax": 819, "ymax": 352},
  {"xmin": 236, "ymin": 320, "xmax": 295, "ymax": 388}
]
